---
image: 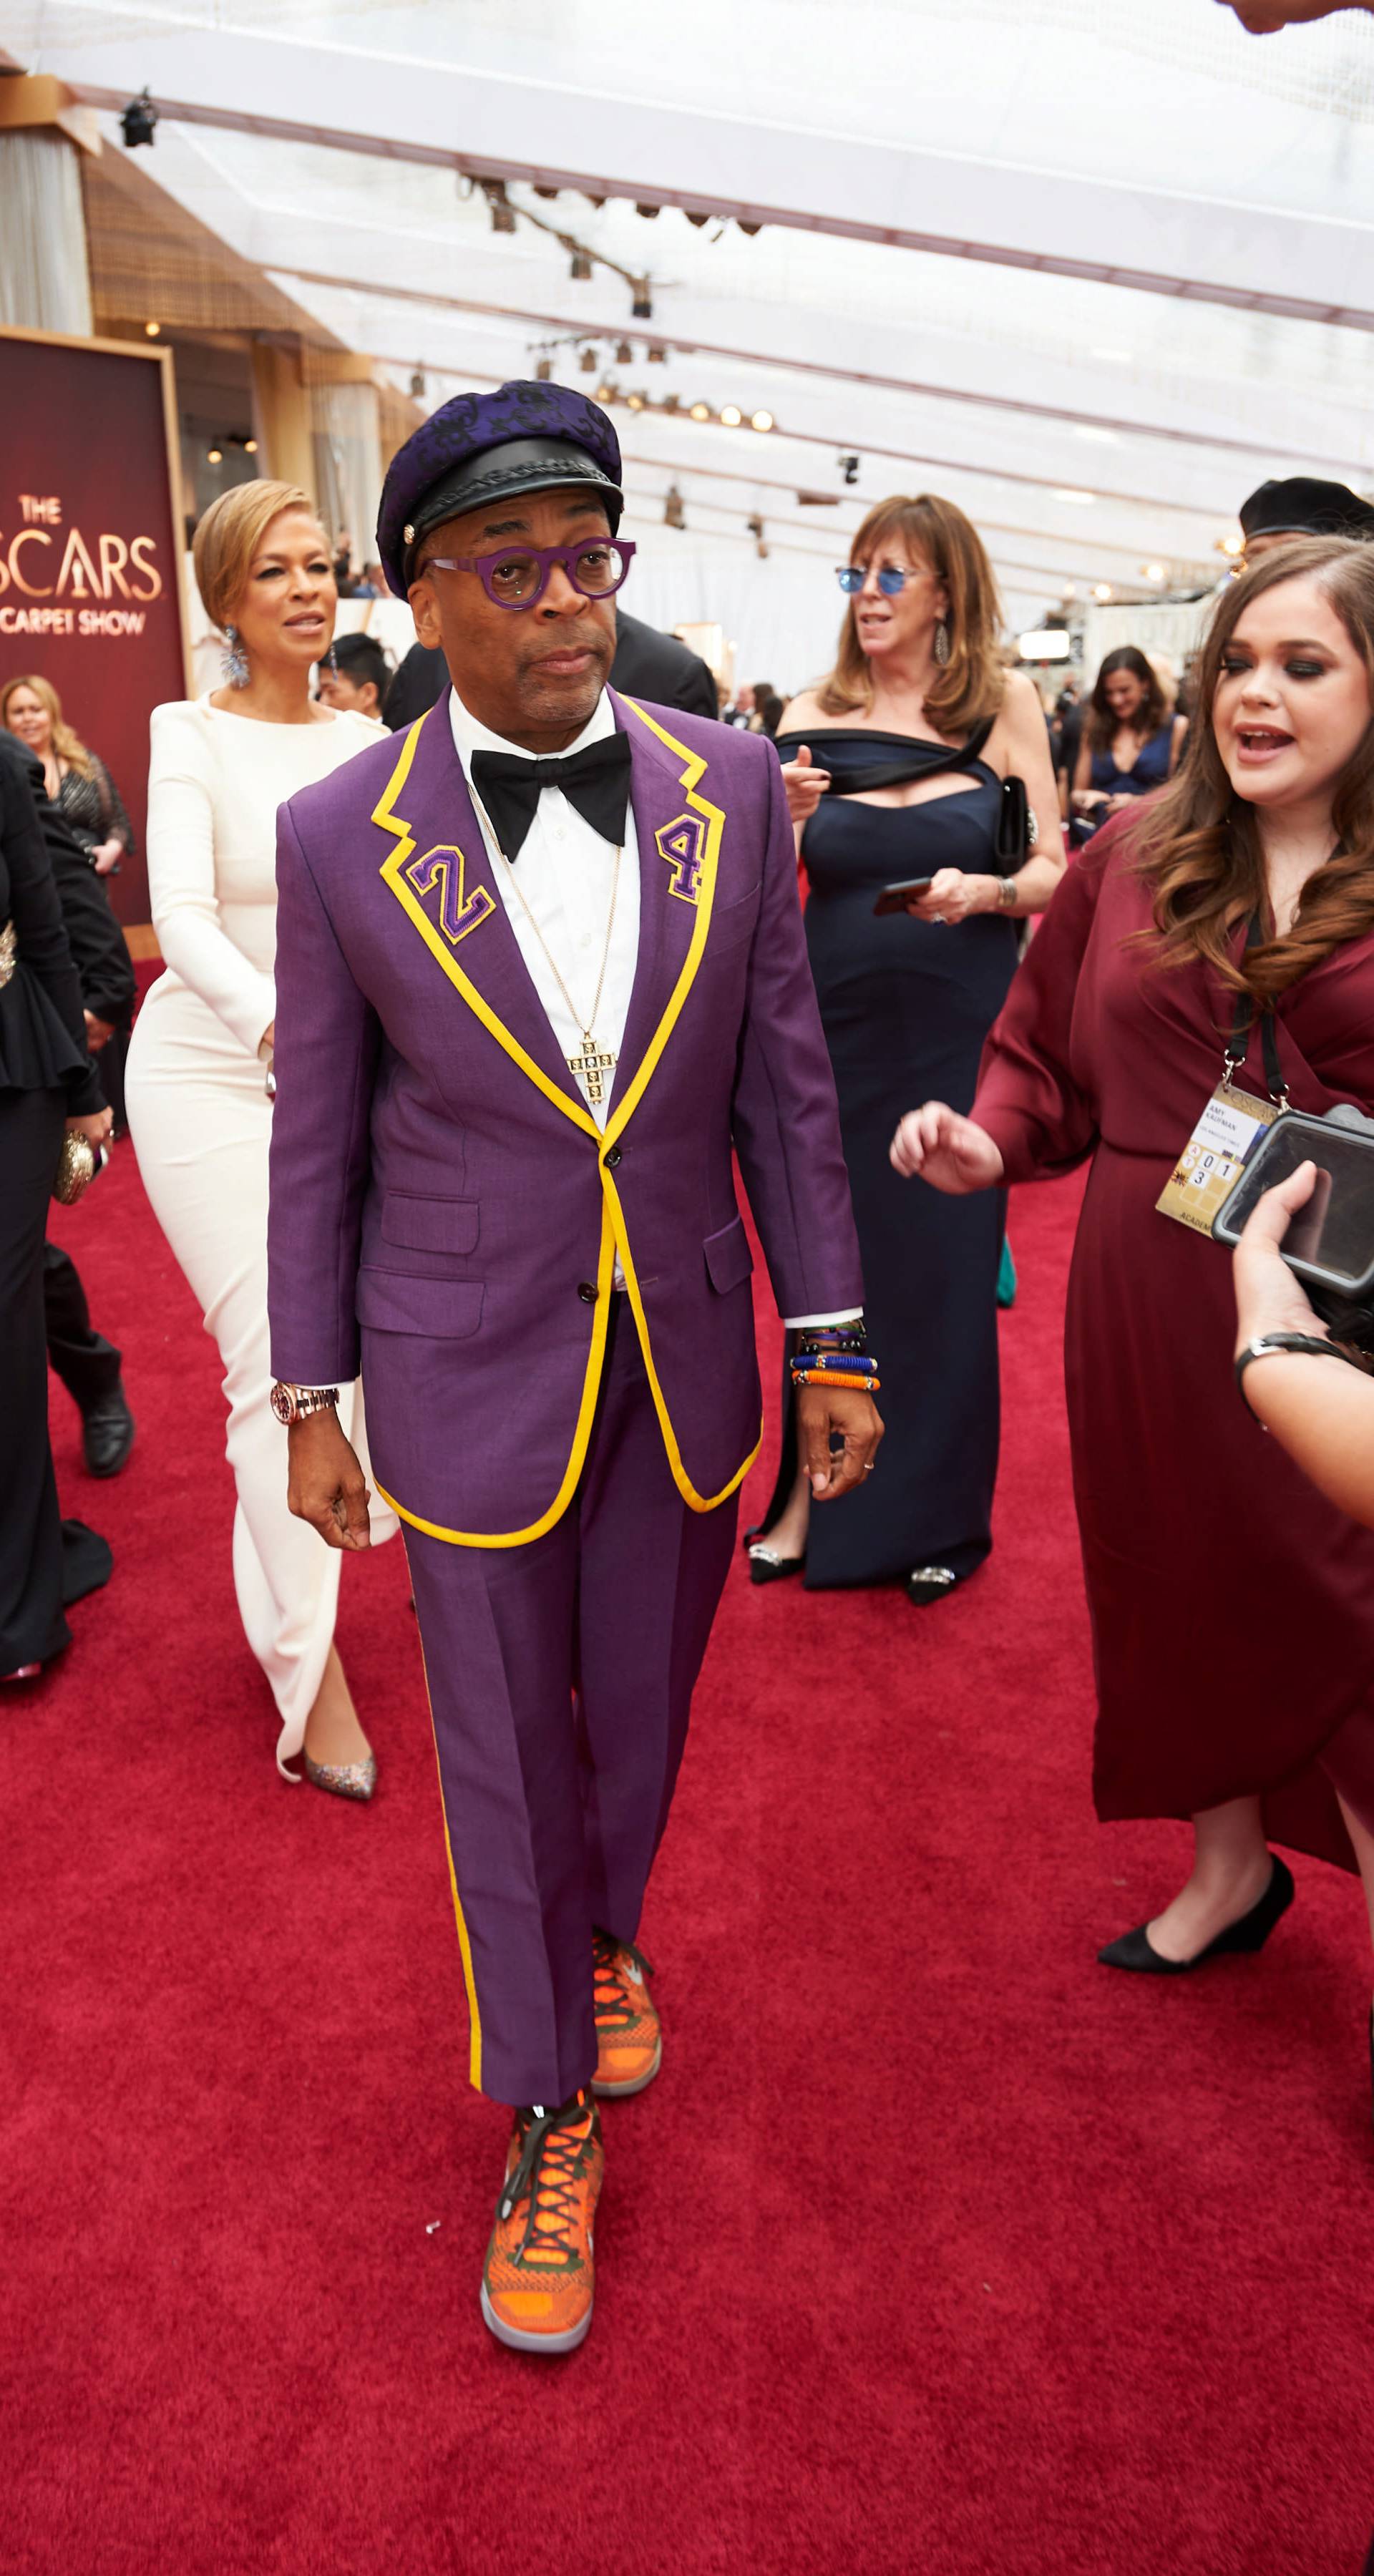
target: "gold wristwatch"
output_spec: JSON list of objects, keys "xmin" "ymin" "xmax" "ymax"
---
[{"xmin": 271, "ymin": 1382, "xmax": 340, "ymax": 1425}]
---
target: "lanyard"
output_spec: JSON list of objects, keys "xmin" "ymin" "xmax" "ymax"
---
[{"xmin": 1223, "ymin": 914, "xmax": 1288, "ymax": 1107}]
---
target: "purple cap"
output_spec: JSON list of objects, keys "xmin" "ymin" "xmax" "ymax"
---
[{"xmin": 376, "ymin": 380, "xmax": 624, "ymax": 597}]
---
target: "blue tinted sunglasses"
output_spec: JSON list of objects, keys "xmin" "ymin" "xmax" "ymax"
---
[{"xmin": 836, "ymin": 565, "xmax": 910, "ymax": 595}]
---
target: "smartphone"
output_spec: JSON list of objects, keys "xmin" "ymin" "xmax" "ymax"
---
[
  {"xmin": 1212, "ymin": 1106, "xmax": 1374, "ymax": 1295},
  {"xmin": 872, "ymin": 876, "xmax": 935, "ymax": 917}
]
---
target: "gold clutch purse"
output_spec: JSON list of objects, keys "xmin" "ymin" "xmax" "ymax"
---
[{"xmin": 53, "ymin": 1130, "xmax": 97, "ymax": 1206}]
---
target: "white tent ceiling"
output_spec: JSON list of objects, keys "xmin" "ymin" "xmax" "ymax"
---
[{"xmin": 14, "ymin": 0, "xmax": 1374, "ymax": 683}]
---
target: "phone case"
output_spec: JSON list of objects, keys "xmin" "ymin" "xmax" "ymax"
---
[{"xmin": 1212, "ymin": 1106, "xmax": 1374, "ymax": 1294}]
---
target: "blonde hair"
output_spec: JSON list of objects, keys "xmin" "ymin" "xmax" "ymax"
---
[
  {"xmin": 193, "ymin": 480, "xmax": 321, "ymax": 631},
  {"xmin": 0, "ymin": 672, "xmax": 94, "ymax": 778},
  {"xmin": 817, "ymin": 494, "xmax": 1008, "ymax": 735}
]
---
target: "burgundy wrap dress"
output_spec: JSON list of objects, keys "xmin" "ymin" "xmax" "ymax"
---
[{"xmin": 973, "ymin": 814, "xmax": 1374, "ymax": 1872}]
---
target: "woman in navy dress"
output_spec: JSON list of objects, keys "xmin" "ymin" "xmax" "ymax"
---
[
  {"xmin": 1070, "ymin": 645, "xmax": 1186, "ymax": 839},
  {"xmin": 749, "ymin": 495, "xmax": 1063, "ymax": 1603}
]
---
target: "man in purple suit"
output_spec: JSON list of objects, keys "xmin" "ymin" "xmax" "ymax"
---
[{"xmin": 265, "ymin": 384, "xmax": 880, "ymax": 2355}]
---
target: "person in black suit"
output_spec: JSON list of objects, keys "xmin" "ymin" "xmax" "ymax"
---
[
  {"xmin": 11, "ymin": 741, "xmax": 137, "ymax": 1478},
  {"xmin": 0, "ymin": 735, "xmax": 113, "ymax": 1676},
  {"xmin": 383, "ymin": 605, "xmax": 718, "ymax": 729}
]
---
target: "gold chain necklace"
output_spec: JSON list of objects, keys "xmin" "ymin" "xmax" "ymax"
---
[{"xmin": 471, "ymin": 781, "xmax": 623, "ymax": 1107}]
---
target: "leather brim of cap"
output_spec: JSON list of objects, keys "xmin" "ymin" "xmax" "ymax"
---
[{"xmin": 405, "ymin": 439, "xmax": 623, "ymax": 581}]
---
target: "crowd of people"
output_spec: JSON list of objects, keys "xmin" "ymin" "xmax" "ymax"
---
[{"xmin": 6, "ymin": 367, "xmax": 1374, "ymax": 2366}]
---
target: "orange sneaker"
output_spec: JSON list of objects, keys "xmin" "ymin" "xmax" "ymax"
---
[
  {"xmin": 480, "ymin": 2092, "xmax": 603, "ymax": 2356},
  {"xmin": 592, "ymin": 1930, "xmax": 662, "ymax": 2098}
]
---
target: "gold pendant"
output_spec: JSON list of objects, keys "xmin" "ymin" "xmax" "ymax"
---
[{"xmin": 568, "ymin": 1032, "xmax": 617, "ymax": 1106}]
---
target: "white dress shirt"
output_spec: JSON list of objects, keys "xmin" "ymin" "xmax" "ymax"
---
[{"xmin": 447, "ymin": 685, "xmax": 857, "ymax": 1332}]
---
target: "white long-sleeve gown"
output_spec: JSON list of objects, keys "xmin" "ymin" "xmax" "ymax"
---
[{"xmin": 126, "ymin": 696, "xmax": 397, "ymax": 1775}]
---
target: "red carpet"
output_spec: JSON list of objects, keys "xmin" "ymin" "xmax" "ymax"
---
[{"xmin": 10, "ymin": 1150, "xmax": 1373, "ymax": 2575}]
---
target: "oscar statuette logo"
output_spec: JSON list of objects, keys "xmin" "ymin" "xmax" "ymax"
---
[{"xmin": 0, "ymin": 491, "xmax": 163, "ymax": 640}]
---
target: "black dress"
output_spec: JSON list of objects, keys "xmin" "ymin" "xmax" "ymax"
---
[
  {"xmin": 765, "ymin": 727, "xmax": 1018, "ymax": 1587},
  {"xmin": 0, "ymin": 736, "xmax": 111, "ymax": 1669}
]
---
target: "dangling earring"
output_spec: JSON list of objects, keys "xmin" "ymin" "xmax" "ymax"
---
[
  {"xmin": 933, "ymin": 616, "xmax": 951, "ymax": 668},
  {"xmin": 221, "ymin": 623, "xmax": 250, "ymax": 688},
  {"xmin": 326, "ymin": 642, "xmax": 339, "ymax": 676}
]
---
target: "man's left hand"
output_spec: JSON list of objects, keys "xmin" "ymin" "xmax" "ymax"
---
[{"xmin": 797, "ymin": 1384, "xmax": 884, "ymax": 1500}]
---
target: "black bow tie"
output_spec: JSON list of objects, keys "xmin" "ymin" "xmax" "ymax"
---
[{"xmin": 469, "ymin": 731, "xmax": 633, "ymax": 860}]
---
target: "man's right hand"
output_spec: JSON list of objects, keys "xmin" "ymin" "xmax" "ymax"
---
[{"xmin": 286, "ymin": 1410, "xmax": 373, "ymax": 1549}]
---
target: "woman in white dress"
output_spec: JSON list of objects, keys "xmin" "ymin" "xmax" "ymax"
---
[{"xmin": 127, "ymin": 481, "xmax": 396, "ymax": 1796}]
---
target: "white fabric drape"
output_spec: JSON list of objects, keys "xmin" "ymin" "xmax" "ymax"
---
[
  {"xmin": 0, "ymin": 130, "xmax": 92, "ymax": 336},
  {"xmin": 311, "ymin": 381, "xmax": 384, "ymax": 569}
]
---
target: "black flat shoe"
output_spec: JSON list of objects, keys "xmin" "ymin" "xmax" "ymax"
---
[
  {"xmin": 745, "ymin": 1532, "xmax": 806, "ymax": 1586},
  {"xmin": 82, "ymin": 1382, "xmax": 135, "ymax": 1478},
  {"xmin": 1098, "ymin": 1854, "xmax": 1295, "ymax": 1975},
  {"xmin": 906, "ymin": 1565, "xmax": 960, "ymax": 1607}
]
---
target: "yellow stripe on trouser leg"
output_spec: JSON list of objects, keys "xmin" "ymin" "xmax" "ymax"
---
[{"xmin": 404, "ymin": 1538, "xmax": 483, "ymax": 2091}]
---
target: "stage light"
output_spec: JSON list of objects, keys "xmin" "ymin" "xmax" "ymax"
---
[
  {"xmin": 243, "ymin": 439, "xmax": 258, "ymax": 455},
  {"xmin": 737, "ymin": 220, "xmax": 763, "ymax": 237},
  {"xmin": 1217, "ymin": 531, "xmax": 1244, "ymax": 557},
  {"xmin": 484, "ymin": 182, "xmax": 517, "ymax": 234},
  {"xmin": 635, "ymin": 203, "xmax": 661, "ymax": 220},
  {"xmin": 664, "ymin": 486, "xmax": 686, "ymax": 530},
  {"xmin": 686, "ymin": 210, "xmax": 710, "ymax": 229},
  {"xmin": 1053, "ymin": 488, "xmax": 1096, "ymax": 506},
  {"xmin": 688, "ymin": 401, "xmax": 711, "ymax": 421},
  {"xmin": 143, "ymin": 320, "xmax": 160, "ymax": 337},
  {"xmin": 570, "ymin": 249, "xmax": 593, "ymax": 280},
  {"xmin": 661, "ymin": 392, "xmax": 681, "ymax": 414},
  {"xmin": 720, "ymin": 405, "xmax": 743, "ymax": 427},
  {"xmin": 120, "ymin": 89, "xmax": 157, "ymax": 149},
  {"xmin": 595, "ymin": 381, "xmax": 619, "ymax": 406},
  {"xmin": 648, "ymin": 343, "xmax": 668, "ymax": 364},
  {"xmin": 208, "ymin": 445, "xmax": 223, "ymax": 465},
  {"xmin": 579, "ymin": 345, "xmax": 598, "ymax": 373},
  {"xmin": 1142, "ymin": 562, "xmax": 1165, "ymax": 582},
  {"xmin": 631, "ymin": 283, "xmax": 653, "ymax": 319},
  {"xmin": 838, "ymin": 454, "xmax": 859, "ymax": 487},
  {"xmin": 627, "ymin": 390, "xmax": 648, "ymax": 411},
  {"xmin": 751, "ymin": 410, "xmax": 774, "ymax": 432},
  {"xmin": 535, "ymin": 357, "xmax": 552, "ymax": 381},
  {"xmin": 1092, "ymin": 583, "xmax": 1113, "ymax": 601},
  {"xmin": 615, "ymin": 339, "xmax": 633, "ymax": 365}
]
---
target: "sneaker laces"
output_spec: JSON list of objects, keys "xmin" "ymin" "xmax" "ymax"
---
[
  {"xmin": 592, "ymin": 1928, "xmax": 654, "ymax": 2035},
  {"xmin": 498, "ymin": 2092, "xmax": 595, "ymax": 2267}
]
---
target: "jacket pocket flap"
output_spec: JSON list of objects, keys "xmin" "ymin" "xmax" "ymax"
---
[
  {"xmin": 703, "ymin": 1214, "xmax": 754, "ymax": 1295},
  {"xmin": 356, "ymin": 1269, "xmax": 484, "ymax": 1337},
  {"xmin": 381, "ymin": 1193, "xmax": 479, "ymax": 1255}
]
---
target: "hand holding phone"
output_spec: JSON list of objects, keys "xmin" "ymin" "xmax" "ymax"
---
[{"xmin": 873, "ymin": 875, "xmax": 935, "ymax": 917}]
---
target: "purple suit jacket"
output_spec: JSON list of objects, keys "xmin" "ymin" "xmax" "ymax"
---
[{"xmin": 267, "ymin": 688, "xmax": 862, "ymax": 1544}]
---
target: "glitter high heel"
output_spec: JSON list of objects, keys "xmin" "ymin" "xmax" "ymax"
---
[{"xmin": 302, "ymin": 1749, "xmax": 377, "ymax": 1802}]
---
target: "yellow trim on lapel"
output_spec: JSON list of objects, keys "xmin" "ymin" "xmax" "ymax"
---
[
  {"xmin": 371, "ymin": 716, "xmax": 600, "ymax": 1142},
  {"xmin": 603, "ymin": 698, "xmax": 722, "ymax": 1150},
  {"xmin": 372, "ymin": 1201, "xmax": 617, "ymax": 1546},
  {"xmin": 602, "ymin": 1168, "xmax": 761, "ymax": 1513}
]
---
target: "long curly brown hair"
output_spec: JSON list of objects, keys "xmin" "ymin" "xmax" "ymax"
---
[{"xmin": 1132, "ymin": 537, "xmax": 1374, "ymax": 1002}]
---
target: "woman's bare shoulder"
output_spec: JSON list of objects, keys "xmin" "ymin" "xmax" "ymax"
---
[{"xmin": 779, "ymin": 687, "xmax": 846, "ymax": 733}]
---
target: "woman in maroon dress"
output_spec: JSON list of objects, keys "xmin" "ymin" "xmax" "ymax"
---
[{"xmin": 891, "ymin": 537, "xmax": 1374, "ymax": 2014}]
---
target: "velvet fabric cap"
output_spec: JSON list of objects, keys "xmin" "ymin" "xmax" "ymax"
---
[
  {"xmin": 1239, "ymin": 477, "xmax": 1374, "ymax": 543},
  {"xmin": 376, "ymin": 381, "xmax": 624, "ymax": 597}
]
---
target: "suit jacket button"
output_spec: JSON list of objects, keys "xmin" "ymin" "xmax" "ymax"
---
[
  {"xmin": 578, "ymin": 1279, "xmax": 598, "ymax": 1303},
  {"xmin": 605, "ymin": 1145, "xmax": 622, "ymax": 1167}
]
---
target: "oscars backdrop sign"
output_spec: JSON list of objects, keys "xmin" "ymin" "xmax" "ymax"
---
[{"xmin": 0, "ymin": 328, "xmax": 190, "ymax": 927}]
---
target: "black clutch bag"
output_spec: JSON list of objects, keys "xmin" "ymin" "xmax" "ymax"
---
[{"xmin": 995, "ymin": 776, "xmax": 1038, "ymax": 877}]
